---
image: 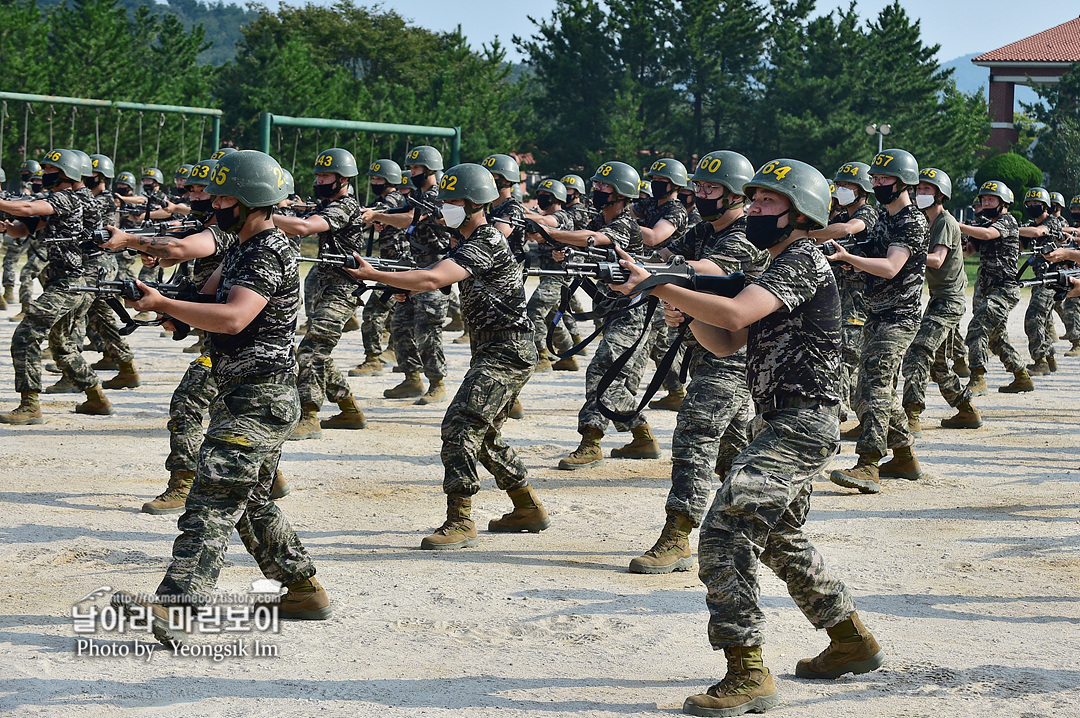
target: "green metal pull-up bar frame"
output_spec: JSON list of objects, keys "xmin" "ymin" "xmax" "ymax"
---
[
  {"xmin": 0, "ymin": 91, "xmax": 221, "ymax": 149},
  {"xmin": 258, "ymin": 112, "xmax": 460, "ymax": 166}
]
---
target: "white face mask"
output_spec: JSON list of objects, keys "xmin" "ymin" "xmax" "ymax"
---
[
  {"xmin": 442, "ymin": 203, "xmax": 467, "ymax": 228},
  {"xmin": 834, "ymin": 187, "xmax": 857, "ymax": 207},
  {"xmin": 915, "ymin": 194, "xmax": 936, "ymax": 210}
]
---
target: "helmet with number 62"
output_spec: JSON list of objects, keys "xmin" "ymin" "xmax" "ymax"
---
[
  {"xmin": 436, "ymin": 163, "xmax": 499, "ymax": 205},
  {"xmin": 743, "ymin": 159, "xmax": 831, "ymax": 229}
]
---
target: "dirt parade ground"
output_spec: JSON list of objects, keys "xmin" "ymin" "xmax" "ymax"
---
[{"xmin": 0, "ymin": 278, "xmax": 1078, "ymax": 718}]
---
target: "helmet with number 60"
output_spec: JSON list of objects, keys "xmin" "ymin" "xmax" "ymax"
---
[
  {"xmin": 184, "ymin": 159, "xmax": 217, "ymax": 188},
  {"xmin": 313, "ymin": 148, "xmax": 358, "ymax": 178},
  {"xmin": 436, "ymin": 163, "xmax": 499, "ymax": 205},
  {"xmin": 367, "ymin": 159, "xmax": 402, "ymax": 185},
  {"xmin": 590, "ymin": 161, "xmax": 640, "ymax": 200},
  {"xmin": 481, "ymin": 154, "xmax": 520, "ymax": 184},
  {"xmin": 868, "ymin": 149, "xmax": 919, "ymax": 186},
  {"xmin": 207, "ymin": 150, "xmax": 289, "ymax": 207},
  {"xmin": 691, "ymin": 150, "xmax": 755, "ymax": 196},
  {"xmin": 977, "ymin": 180, "xmax": 1014, "ymax": 205},
  {"xmin": 918, "ymin": 168, "xmax": 952, "ymax": 200},
  {"xmin": 743, "ymin": 159, "xmax": 831, "ymax": 229}
]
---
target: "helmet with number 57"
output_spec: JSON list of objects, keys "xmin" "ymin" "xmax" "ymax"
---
[
  {"xmin": 743, "ymin": 159, "xmax": 831, "ymax": 230},
  {"xmin": 868, "ymin": 149, "xmax": 919, "ymax": 186},
  {"xmin": 207, "ymin": 150, "xmax": 289, "ymax": 207}
]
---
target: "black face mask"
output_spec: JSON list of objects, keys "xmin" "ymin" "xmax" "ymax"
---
[
  {"xmin": 41, "ymin": 171, "xmax": 63, "ymax": 189},
  {"xmin": 1071, "ymin": 211, "xmax": 1080, "ymax": 222},
  {"xmin": 873, "ymin": 182, "xmax": 901, "ymax": 205},
  {"xmin": 537, "ymin": 194, "xmax": 555, "ymax": 210},
  {"xmin": 678, "ymin": 193, "xmax": 694, "ymax": 208},
  {"xmin": 411, "ymin": 172, "xmax": 425, "ymax": 188},
  {"xmin": 650, "ymin": 180, "xmax": 672, "ymax": 199},
  {"xmin": 85, "ymin": 175, "xmax": 103, "ymax": 190},
  {"xmin": 746, "ymin": 210, "xmax": 793, "ymax": 250},
  {"xmin": 591, "ymin": 189, "xmax": 612, "ymax": 208},
  {"xmin": 142, "ymin": 183, "xmax": 156, "ymax": 194},
  {"xmin": 20, "ymin": 172, "xmax": 31, "ymax": 183},
  {"xmin": 977, "ymin": 206, "xmax": 1001, "ymax": 220},
  {"xmin": 214, "ymin": 204, "xmax": 242, "ymax": 233},
  {"xmin": 313, "ymin": 181, "xmax": 337, "ymax": 199},
  {"xmin": 696, "ymin": 196, "xmax": 721, "ymax": 219},
  {"xmin": 115, "ymin": 186, "xmax": 132, "ymax": 197},
  {"xmin": 1025, "ymin": 204, "xmax": 1046, "ymax": 220},
  {"xmin": 370, "ymin": 181, "xmax": 387, "ymax": 196},
  {"xmin": 190, "ymin": 198, "xmax": 214, "ymax": 214}
]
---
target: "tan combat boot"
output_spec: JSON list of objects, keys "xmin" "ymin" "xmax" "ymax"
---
[
  {"xmin": 829, "ymin": 454, "xmax": 882, "ymax": 494},
  {"xmin": 445, "ymin": 310, "xmax": 465, "ymax": 332},
  {"xmin": 552, "ymin": 356, "xmax": 579, "ymax": 371},
  {"xmin": 110, "ymin": 591, "xmax": 187, "ymax": 648},
  {"xmin": 141, "ymin": 470, "xmax": 195, "ymax": 514},
  {"xmin": 0, "ymin": 392, "xmax": 43, "ymax": 425},
  {"xmin": 3, "ymin": 286, "xmax": 12, "ymax": 303},
  {"xmin": 0, "ymin": 291, "xmax": 6, "ymax": 311},
  {"xmin": 420, "ymin": 494, "xmax": 479, "ymax": 550},
  {"xmin": 795, "ymin": 611, "xmax": 886, "ymax": 679},
  {"xmin": 381, "ymin": 348, "xmax": 396, "ymax": 365},
  {"xmin": 649, "ymin": 387, "xmax": 686, "ymax": 411},
  {"xmin": 610, "ymin": 422, "xmax": 662, "ymax": 459},
  {"xmin": 1047, "ymin": 355, "xmax": 1057, "ymax": 372},
  {"xmin": 1027, "ymin": 358, "xmax": 1051, "ymax": 376},
  {"xmin": 348, "ymin": 354, "xmax": 384, "ymax": 376},
  {"xmin": 91, "ymin": 354, "xmax": 119, "ymax": 371},
  {"xmin": 508, "ymin": 397, "xmax": 525, "ymax": 420},
  {"xmin": 102, "ymin": 360, "xmax": 141, "ymax": 389},
  {"xmin": 279, "ymin": 576, "xmax": 332, "ymax": 620},
  {"xmin": 839, "ymin": 421, "xmax": 863, "ymax": 440},
  {"xmin": 342, "ymin": 314, "xmax": 360, "ymax": 332},
  {"xmin": 488, "ymin": 485, "xmax": 551, "ymax": 533},
  {"xmin": 879, "ymin": 445, "xmax": 923, "ymax": 481},
  {"xmin": 289, "ymin": 402, "xmax": 323, "ymax": 440},
  {"xmin": 629, "ymin": 511, "xmax": 694, "ymax": 574},
  {"xmin": 453, "ymin": 328, "xmax": 471, "ymax": 345},
  {"xmin": 952, "ymin": 355, "xmax": 970, "ymax": 377},
  {"xmin": 415, "ymin": 379, "xmax": 447, "ymax": 406},
  {"xmin": 683, "ymin": 645, "xmax": 779, "ymax": 717},
  {"xmin": 535, "ymin": 354, "xmax": 553, "ymax": 373},
  {"xmin": 967, "ymin": 367, "xmax": 989, "ymax": 396},
  {"xmin": 45, "ymin": 375, "xmax": 79, "ymax": 394},
  {"xmin": 384, "ymin": 371, "xmax": 424, "ymax": 399},
  {"xmin": 76, "ymin": 385, "xmax": 113, "ymax": 415},
  {"xmin": 270, "ymin": 469, "xmax": 291, "ymax": 500},
  {"xmin": 9, "ymin": 303, "xmax": 29, "ymax": 322},
  {"xmin": 904, "ymin": 404, "xmax": 923, "ymax": 438},
  {"xmin": 320, "ymin": 395, "xmax": 367, "ymax": 429},
  {"xmin": 571, "ymin": 333, "xmax": 588, "ymax": 356},
  {"xmin": 558, "ymin": 427, "xmax": 605, "ymax": 470},
  {"xmin": 999, "ymin": 369, "xmax": 1034, "ymax": 393},
  {"xmin": 941, "ymin": 401, "xmax": 982, "ymax": 429},
  {"xmin": 1065, "ymin": 339, "xmax": 1080, "ymax": 357}
]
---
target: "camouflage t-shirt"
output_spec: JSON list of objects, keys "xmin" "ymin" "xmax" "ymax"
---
[
  {"xmin": 193, "ymin": 224, "xmax": 238, "ymax": 290},
  {"xmin": 76, "ymin": 187, "xmax": 114, "ymax": 272},
  {"xmin": 634, "ymin": 196, "xmax": 688, "ymax": 249},
  {"xmin": 372, "ymin": 189, "xmax": 409, "ymax": 262},
  {"xmin": 977, "ymin": 212, "xmax": 1020, "ymax": 291},
  {"xmin": 446, "ymin": 223, "xmax": 531, "ymax": 335},
  {"xmin": 588, "ymin": 208, "xmax": 644, "ymax": 316},
  {"xmin": 536, "ymin": 210, "xmax": 574, "ymax": 270},
  {"xmin": 863, "ymin": 203, "xmax": 929, "ymax": 324},
  {"xmin": 409, "ymin": 186, "xmax": 448, "ymax": 265},
  {"xmin": 748, "ymin": 238, "xmax": 842, "ymax": 406},
  {"xmin": 562, "ymin": 201, "xmax": 597, "ymax": 230},
  {"xmin": 1022, "ymin": 215, "xmax": 1070, "ymax": 277},
  {"xmin": 209, "ymin": 227, "xmax": 299, "ymax": 382},
  {"xmin": 832, "ymin": 203, "xmax": 877, "ymax": 325},
  {"xmin": 686, "ymin": 205, "xmax": 703, "ymax": 227},
  {"xmin": 41, "ymin": 189, "xmax": 85, "ymax": 282},
  {"xmin": 488, "ymin": 196, "xmax": 527, "ymax": 261},
  {"xmin": 316, "ymin": 194, "xmax": 364, "ymax": 285},
  {"xmin": 925, "ymin": 210, "xmax": 966, "ymax": 315}
]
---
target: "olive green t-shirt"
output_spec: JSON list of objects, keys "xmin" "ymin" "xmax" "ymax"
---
[{"xmin": 924, "ymin": 210, "xmax": 966, "ymax": 310}]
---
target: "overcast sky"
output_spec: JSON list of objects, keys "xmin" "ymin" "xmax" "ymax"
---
[{"xmin": 271, "ymin": 1, "xmax": 1079, "ymax": 64}]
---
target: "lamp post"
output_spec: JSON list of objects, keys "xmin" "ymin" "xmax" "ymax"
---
[{"xmin": 866, "ymin": 123, "xmax": 892, "ymax": 153}]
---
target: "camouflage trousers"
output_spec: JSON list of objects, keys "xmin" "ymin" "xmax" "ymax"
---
[
  {"xmin": 699, "ymin": 406, "xmax": 855, "ymax": 647},
  {"xmin": 166, "ymin": 355, "xmax": 217, "ymax": 473},
  {"xmin": 901, "ymin": 308, "xmax": 970, "ymax": 411},
  {"xmin": 361, "ymin": 291, "xmax": 395, "ymax": 357},
  {"xmin": 966, "ymin": 285, "xmax": 1024, "ymax": 373},
  {"xmin": 82, "ymin": 255, "xmax": 133, "ymax": 364},
  {"xmin": 297, "ymin": 281, "xmax": 360, "ymax": 408},
  {"xmin": 441, "ymin": 332, "xmax": 536, "ymax": 495},
  {"xmin": 18, "ymin": 241, "xmax": 47, "ymax": 304},
  {"xmin": 667, "ymin": 346, "xmax": 751, "ymax": 525},
  {"xmin": 1024, "ymin": 285, "xmax": 1058, "ymax": 362},
  {"xmin": 114, "ymin": 251, "xmax": 138, "ymax": 282},
  {"xmin": 650, "ymin": 311, "xmax": 685, "ymax": 394},
  {"xmin": 839, "ymin": 323, "xmax": 864, "ymax": 414},
  {"xmin": 156, "ymin": 381, "xmax": 315, "ymax": 601},
  {"xmin": 947, "ymin": 325, "xmax": 966, "ymax": 364},
  {"xmin": 526, "ymin": 276, "xmax": 575, "ymax": 355},
  {"xmin": 11, "ymin": 284, "xmax": 98, "ymax": 393},
  {"xmin": 391, "ymin": 289, "xmax": 448, "ymax": 382},
  {"xmin": 302, "ymin": 265, "xmax": 320, "ymax": 319},
  {"xmin": 853, "ymin": 316, "xmax": 917, "ymax": 458},
  {"xmin": 3, "ymin": 235, "xmax": 28, "ymax": 288},
  {"xmin": 1054, "ymin": 296, "xmax": 1080, "ymax": 341},
  {"xmin": 578, "ymin": 300, "xmax": 656, "ymax": 434}
]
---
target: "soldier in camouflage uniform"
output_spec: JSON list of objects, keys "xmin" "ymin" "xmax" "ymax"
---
[
  {"xmin": 959, "ymin": 181, "xmax": 1031, "ymax": 395},
  {"xmin": 900, "ymin": 168, "xmax": 981, "ymax": 433},
  {"xmin": 1062, "ymin": 194, "xmax": 1080, "ymax": 357},
  {"xmin": 524, "ymin": 178, "xmax": 578, "ymax": 365},
  {"xmin": 542, "ymin": 162, "xmax": 664, "ymax": 468},
  {"xmin": 349, "ymin": 159, "xmax": 408, "ymax": 377},
  {"xmin": 809, "ymin": 162, "xmax": 878, "ymax": 426},
  {"xmin": 633, "ymin": 158, "xmax": 690, "ymax": 411},
  {"xmin": 828, "ymin": 149, "xmax": 929, "ymax": 495},
  {"xmin": 2, "ymin": 160, "xmax": 43, "ymax": 312},
  {"xmin": 628, "ymin": 150, "xmax": 770, "ymax": 576},
  {"xmin": 7, "ymin": 163, "xmax": 49, "ymax": 321},
  {"xmin": 274, "ymin": 148, "xmax": 368, "ymax": 439},
  {"xmin": 676, "ymin": 179, "xmax": 703, "ymax": 226},
  {"xmin": 0, "ymin": 149, "xmax": 114, "ymax": 424},
  {"xmin": 1018, "ymin": 187, "xmax": 1069, "ymax": 375},
  {"xmin": 616, "ymin": 159, "xmax": 884, "ymax": 715},
  {"xmin": 112, "ymin": 151, "xmax": 329, "ymax": 646},
  {"xmin": 362, "ymin": 145, "xmax": 450, "ymax": 403},
  {"xmin": 346, "ymin": 163, "xmax": 549, "ymax": 550},
  {"xmin": 480, "ymin": 153, "xmax": 528, "ymax": 362}
]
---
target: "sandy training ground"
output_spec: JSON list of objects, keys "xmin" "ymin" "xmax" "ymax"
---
[{"xmin": 1, "ymin": 280, "xmax": 1078, "ymax": 717}]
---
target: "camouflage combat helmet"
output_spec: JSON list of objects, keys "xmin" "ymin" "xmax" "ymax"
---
[
  {"xmin": 1049, "ymin": 191, "xmax": 1066, "ymax": 210},
  {"xmin": 637, "ymin": 180, "xmax": 652, "ymax": 197},
  {"xmin": 1024, "ymin": 187, "xmax": 1051, "ymax": 207},
  {"xmin": 646, "ymin": 158, "xmax": 688, "ymax": 188},
  {"xmin": 210, "ymin": 147, "xmax": 238, "ymax": 160},
  {"xmin": 536, "ymin": 178, "xmax": 567, "ymax": 203},
  {"xmin": 918, "ymin": 168, "xmax": 952, "ymax": 200},
  {"xmin": 141, "ymin": 167, "xmax": 165, "ymax": 185},
  {"xmin": 977, "ymin": 180, "xmax": 1014, "ymax": 205},
  {"xmin": 116, "ymin": 171, "xmax": 137, "ymax": 187},
  {"xmin": 39, "ymin": 149, "xmax": 84, "ymax": 183},
  {"xmin": 184, "ymin": 159, "xmax": 218, "ymax": 188},
  {"xmin": 367, "ymin": 159, "xmax": 402, "ymax": 185},
  {"xmin": 89, "ymin": 154, "xmax": 115, "ymax": 179},
  {"xmin": 175, "ymin": 164, "xmax": 194, "ymax": 181},
  {"xmin": 404, "ymin": 145, "xmax": 444, "ymax": 171},
  {"xmin": 833, "ymin": 161, "xmax": 874, "ymax": 192},
  {"xmin": 692, "ymin": 150, "xmax": 755, "ymax": 196},
  {"xmin": 481, "ymin": 154, "xmax": 520, "ymax": 184},
  {"xmin": 560, "ymin": 174, "xmax": 586, "ymax": 196}
]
